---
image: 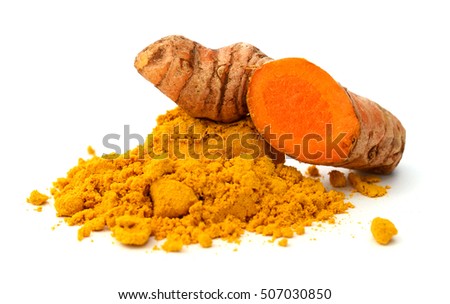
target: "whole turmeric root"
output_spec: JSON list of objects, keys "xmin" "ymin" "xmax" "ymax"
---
[
  {"xmin": 135, "ymin": 35, "xmax": 272, "ymax": 123},
  {"xmin": 135, "ymin": 35, "xmax": 405, "ymax": 174}
]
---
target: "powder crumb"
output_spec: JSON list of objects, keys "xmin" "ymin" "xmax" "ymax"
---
[
  {"xmin": 111, "ymin": 215, "xmax": 152, "ymax": 246},
  {"xmin": 348, "ymin": 173, "xmax": 387, "ymax": 197},
  {"xmin": 54, "ymin": 192, "xmax": 84, "ymax": 217},
  {"xmin": 78, "ymin": 217, "xmax": 105, "ymax": 241},
  {"xmin": 151, "ymin": 179, "xmax": 198, "ymax": 218},
  {"xmin": 278, "ymin": 238, "xmax": 288, "ymax": 247},
  {"xmin": 361, "ymin": 176, "xmax": 381, "ymax": 183},
  {"xmin": 329, "ymin": 170, "xmax": 347, "ymax": 187},
  {"xmin": 371, "ymin": 217, "xmax": 397, "ymax": 245},
  {"xmin": 306, "ymin": 165, "xmax": 320, "ymax": 177},
  {"xmin": 162, "ymin": 235, "xmax": 183, "ymax": 252},
  {"xmin": 51, "ymin": 222, "xmax": 61, "ymax": 231},
  {"xmin": 27, "ymin": 190, "xmax": 49, "ymax": 206},
  {"xmin": 87, "ymin": 145, "xmax": 96, "ymax": 156},
  {"xmin": 295, "ymin": 225, "xmax": 305, "ymax": 235},
  {"xmin": 281, "ymin": 227, "xmax": 294, "ymax": 238},
  {"xmin": 35, "ymin": 206, "xmax": 43, "ymax": 212},
  {"xmin": 198, "ymin": 233, "xmax": 213, "ymax": 248}
]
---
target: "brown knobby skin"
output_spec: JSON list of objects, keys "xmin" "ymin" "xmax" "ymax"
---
[
  {"xmin": 339, "ymin": 89, "xmax": 406, "ymax": 174},
  {"xmin": 135, "ymin": 35, "xmax": 272, "ymax": 122}
]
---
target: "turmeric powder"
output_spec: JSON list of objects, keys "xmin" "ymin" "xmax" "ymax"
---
[
  {"xmin": 27, "ymin": 190, "xmax": 49, "ymax": 206},
  {"xmin": 162, "ymin": 234, "xmax": 184, "ymax": 252},
  {"xmin": 47, "ymin": 107, "xmax": 353, "ymax": 251},
  {"xmin": 150, "ymin": 179, "xmax": 198, "ymax": 218},
  {"xmin": 329, "ymin": 170, "xmax": 347, "ymax": 188},
  {"xmin": 348, "ymin": 172, "xmax": 387, "ymax": 197},
  {"xmin": 145, "ymin": 104, "xmax": 284, "ymax": 163},
  {"xmin": 278, "ymin": 238, "xmax": 288, "ymax": 247},
  {"xmin": 111, "ymin": 215, "xmax": 152, "ymax": 246},
  {"xmin": 198, "ymin": 232, "xmax": 213, "ymax": 248},
  {"xmin": 306, "ymin": 165, "xmax": 320, "ymax": 177},
  {"xmin": 371, "ymin": 217, "xmax": 398, "ymax": 245}
]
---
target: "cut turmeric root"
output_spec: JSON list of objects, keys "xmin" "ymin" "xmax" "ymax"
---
[
  {"xmin": 135, "ymin": 36, "xmax": 405, "ymax": 173},
  {"xmin": 247, "ymin": 58, "xmax": 405, "ymax": 174}
]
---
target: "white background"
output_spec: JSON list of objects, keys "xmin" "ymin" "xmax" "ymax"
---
[{"xmin": 1, "ymin": 0, "xmax": 449, "ymax": 303}]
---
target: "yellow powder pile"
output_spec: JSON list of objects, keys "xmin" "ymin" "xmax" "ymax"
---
[
  {"xmin": 45, "ymin": 108, "xmax": 354, "ymax": 251},
  {"xmin": 142, "ymin": 106, "xmax": 285, "ymax": 164}
]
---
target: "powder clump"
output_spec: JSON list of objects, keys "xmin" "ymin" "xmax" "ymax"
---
[
  {"xmin": 306, "ymin": 165, "xmax": 320, "ymax": 177},
  {"xmin": 48, "ymin": 107, "xmax": 353, "ymax": 251},
  {"xmin": 151, "ymin": 179, "xmax": 198, "ymax": 218},
  {"xmin": 371, "ymin": 217, "xmax": 397, "ymax": 245},
  {"xmin": 162, "ymin": 234, "xmax": 184, "ymax": 252},
  {"xmin": 348, "ymin": 172, "xmax": 387, "ymax": 197},
  {"xmin": 329, "ymin": 170, "xmax": 347, "ymax": 188},
  {"xmin": 111, "ymin": 215, "xmax": 152, "ymax": 246},
  {"xmin": 278, "ymin": 238, "xmax": 288, "ymax": 247},
  {"xmin": 27, "ymin": 190, "xmax": 49, "ymax": 206},
  {"xmin": 198, "ymin": 233, "xmax": 213, "ymax": 248}
]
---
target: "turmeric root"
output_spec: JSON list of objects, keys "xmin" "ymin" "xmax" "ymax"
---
[
  {"xmin": 135, "ymin": 36, "xmax": 405, "ymax": 173},
  {"xmin": 135, "ymin": 35, "xmax": 272, "ymax": 122},
  {"xmin": 247, "ymin": 58, "xmax": 405, "ymax": 174}
]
